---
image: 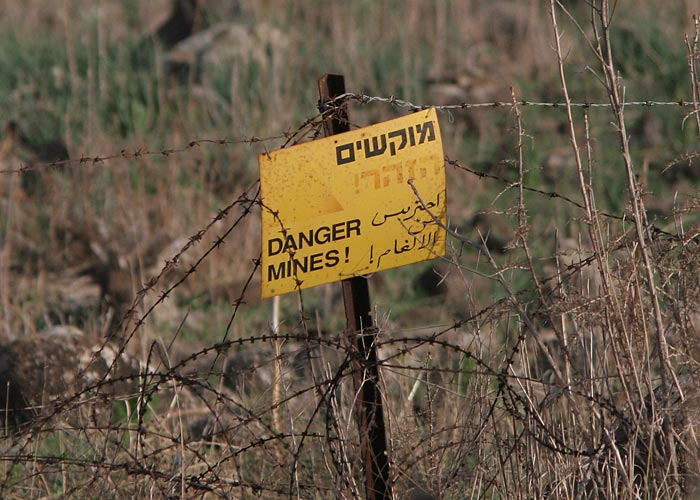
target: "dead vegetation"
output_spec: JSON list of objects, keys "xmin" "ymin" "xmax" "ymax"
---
[{"xmin": 1, "ymin": 0, "xmax": 700, "ymax": 498}]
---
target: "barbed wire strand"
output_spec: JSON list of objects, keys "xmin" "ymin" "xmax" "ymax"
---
[
  {"xmin": 3, "ymin": 90, "xmax": 699, "ymax": 498},
  {"xmin": 0, "ymin": 134, "xmax": 288, "ymax": 175},
  {"xmin": 1, "ymin": 93, "xmax": 697, "ymax": 177},
  {"xmin": 329, "ymin": 92, "xmax": 700, "ymax": 110}
]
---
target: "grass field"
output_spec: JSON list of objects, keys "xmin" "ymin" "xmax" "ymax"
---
[{"xmin": 1, "ymin": 0, "xmax": 700, "ymax": 498}]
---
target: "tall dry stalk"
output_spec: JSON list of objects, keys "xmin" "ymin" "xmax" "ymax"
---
[
  {"xmin": 592, "ymin": 6, "xmax": 686, "ymax": 492},
  {"xmin": 592, "ymin": 0, "xmax": 673, "ymax": 398},
  {"xmin": 272, "ymin": 294, "xmax": 282, "ymax": 433},
  {"xmin": 686, "ymin": 15, "xmax": 700, "ymax": 139},
  {"xmin": 548, "ymin": 9, "xmax": 649, "ymax": 479},
  {"xmin": 551, "ymin": 1, "xmax": 698, "ymax": 496}
]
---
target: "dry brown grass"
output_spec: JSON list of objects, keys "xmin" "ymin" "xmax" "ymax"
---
[{"xmin": 1, "ymin": 0, "xmax": 700, "ymax": 498}]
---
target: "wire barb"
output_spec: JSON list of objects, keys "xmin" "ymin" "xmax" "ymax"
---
[{"xmin": 323, "ymin": 92, "xmax": 698, "ymax": 111}]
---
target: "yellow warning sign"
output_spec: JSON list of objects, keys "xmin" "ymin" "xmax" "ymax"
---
[{"xmin": 260, "ymin": 108, "xmax": 446, "ymax": 298}]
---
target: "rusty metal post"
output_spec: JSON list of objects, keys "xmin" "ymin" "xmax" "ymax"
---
[{"xmin": 318, "ymin": 74, "xmax": 392, "ymax": 500}]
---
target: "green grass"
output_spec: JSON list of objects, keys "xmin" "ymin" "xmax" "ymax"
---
[{"xmin": 2, "ymin": 1, "xmax": 700, "ymax": 498}]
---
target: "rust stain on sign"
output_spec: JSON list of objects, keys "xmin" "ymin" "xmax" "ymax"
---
[{"xmin": 260, "ymin": 108, "xmax": 446, "ymax": 298}]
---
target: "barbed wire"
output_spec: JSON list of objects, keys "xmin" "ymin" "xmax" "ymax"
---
[
  {"xmin": 3, "ymin": 90, "xmax": 700, "ymax": 498},
  {"xmin": 1, "ymin": 92, "xmax": 697, "ymax": 178},
  {"xmin": 329, "ymin": 92, "xmax": 700, "ymax": 111},
  {"xmin": 0, "ymin": 111, "xmax": 331, "ymax": 176},
  {"xmin": 0, "ymin": 134, "xmax": 288, "ymax": 175}
]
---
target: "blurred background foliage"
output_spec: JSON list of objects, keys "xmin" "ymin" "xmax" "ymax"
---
[
  {"xmin": 0, "ymin": 0, "xmax": 699, "ymax": 339},
  {"xmin": 2, "ymin": 2, "xmax": 700, "ymax": 498}
]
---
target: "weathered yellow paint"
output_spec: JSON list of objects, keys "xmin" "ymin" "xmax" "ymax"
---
[{"xmin": 260, "ymin": 108, "xmax": 446, "ymax": 298}]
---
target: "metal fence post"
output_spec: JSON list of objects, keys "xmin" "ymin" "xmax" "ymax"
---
[{"xmin": 318, "ymin": 74, "xmax": 393, "ymax": 500}]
